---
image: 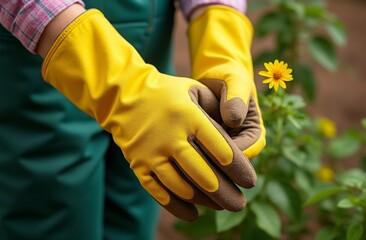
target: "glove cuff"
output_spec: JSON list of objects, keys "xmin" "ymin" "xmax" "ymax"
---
[
  {"xmin": 41, "ymin": 9, "xmax": 157, "ymax": 129},
  {"xmin": 188, "ymin": 5, "xmax": 254, "ymax": 101}
]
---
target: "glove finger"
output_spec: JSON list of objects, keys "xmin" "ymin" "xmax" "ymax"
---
[
  {"xmin": 221, "ymin": 97, "xmax": 247, "ymax": 128},
  {"xmin": 141, "ymin": 172, "xmax": 199, "ymax": 221},
  {"xmin": 160, "ymin": 195, "xmax": 199, "ymax": 222},
  {"xmin": 188, "ymin": 85, "xmax": 257, "ymax": 189},
  {"xmin": 200, "ymin": 79, "xmax": 248, "ymax": 128},
  {"xmin": 189, "ymin": 83, "xmax": 221, "ymax": 123},
  {"xmin": 226, "ymin": 96, "xmax": 266, "ymax": 159},
  {"xmin": 174, "ymin": 143, "xmax": 246, "ymax": 211},
  {"xmin": 153, "ymin": 159, "xmax": 223, "ymax": 210},
  {"xmin": 195, "ymin": 122, "xmax": 257, "ymax": 189},
  {"xmin": 194, "ymin": 83, "xmax": 265, "ymax": 159}
]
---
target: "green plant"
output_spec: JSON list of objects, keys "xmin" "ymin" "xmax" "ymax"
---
[
  {"xmin": 174, "ymin": 1, "xmax": 366, "ymax": 239},
  {"xmin": 303, "ymin": 121, "xmax": 366, "ymax": 240},
  {"xmin": 175, "ymin": 74, "xmax": 366, "ymax": 240},
  {"xmin": 250, "ymin": 0, "xmax": 346, "ymax": 101},
  {"xmin": 176, "ymin": 86, "xmax": 319, "ymax": 239},
  {"xmin": 304, "ymin": 168, "xmax": 366, "ymax": 240}
]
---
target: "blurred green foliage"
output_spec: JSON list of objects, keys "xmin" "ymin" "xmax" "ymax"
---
[
  {"xmin": 175, "ymin": 0, "xmax": 366, "ymax": 239},
  {"xmin": 176, "ymin": 89, "xmax": 366, "ymax": 240},
  {"xmin": 250, "ymin": 0, "xmax": 346, "ymax": 101}
]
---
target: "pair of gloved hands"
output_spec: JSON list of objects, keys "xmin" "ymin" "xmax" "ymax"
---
[{"xmin": 41, "ymin": 6, "xmax": 265, "ymax": 221}]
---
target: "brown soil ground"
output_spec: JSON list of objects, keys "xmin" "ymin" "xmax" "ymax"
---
[{"xmin": 157, "ymin": 0, "xmax": 366, "ymax": 239}]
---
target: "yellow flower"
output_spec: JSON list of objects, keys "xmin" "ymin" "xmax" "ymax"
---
[
  {"xmin": 318, "ymin": 117, "xmax": 337, "ymax": 139},
  {"xmin": 259, "ymin": 59, "xmax": 293, "ymax": 91},
  {"xmin": 316, "ymin": 165, "xmax": 335, "ymax": 182}
]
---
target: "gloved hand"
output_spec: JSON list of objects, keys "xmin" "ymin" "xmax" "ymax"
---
[
  {"xmin": 188, "ymin": 5, "xmax": 266, "ymax": 159},
  {"xmin": 41, "ymin": 10, "xmax": 256, "ymax": 221}
]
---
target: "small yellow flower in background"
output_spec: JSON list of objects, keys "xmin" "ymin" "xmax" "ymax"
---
[
  {"xmin": 259, "ymin": 59, "xmax": 293, "ymax": 91},
  {"xmin": 316, "ymin": 165, "xmax": 335, "ymax": 182},
  {"xmin": 318, "ymin": 117, "xmax": 337, "ymax": 139}
]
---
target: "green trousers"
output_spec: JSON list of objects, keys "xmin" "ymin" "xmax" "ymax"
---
[{"xmin": 0, "ymin": 1, "xmax": 175, "ymax": 239}]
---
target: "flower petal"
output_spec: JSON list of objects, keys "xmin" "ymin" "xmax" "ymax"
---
[
  {"xmin": 268, "ymin": 81, "xmax": 274, "ymax": 89},
  {"xmin": 264, "ymin": 62, "xmax": 273, "ymax": 72},
  {"xmin": 279, "ymin": 80, "xmax": 287, "ymax": 89},
  {"xmin": 262, "ymin": 78, "xmax": 274, "ymax": 83},
  {"xmin": 259, "ymin": 71, "xmax": 272, "ymax": 77},
  {"xmin": 283, "ymin": 76, "xmax": 293, "ymax": 81},
  {"xmin": 284, "ymin": 68, "xmax": 293, "ymax": 74}
]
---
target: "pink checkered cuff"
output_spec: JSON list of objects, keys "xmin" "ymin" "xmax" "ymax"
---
[
  {"xmin": 180, "ymin": 0, "xmax": 247, "ymax": 19},
  {"xmin": 0, "ymin": 0, "xmax": 84, "ymax": 54}
]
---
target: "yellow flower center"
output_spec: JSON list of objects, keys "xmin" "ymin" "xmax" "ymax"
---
[{"xmin": 273, "ymin": 72, "xmax": 282, "ymax": 80}]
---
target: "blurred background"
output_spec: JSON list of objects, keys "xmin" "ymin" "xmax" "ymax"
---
[{"xmin": 157, "ymin": 0, "xmax": 366, "ymax": 239}]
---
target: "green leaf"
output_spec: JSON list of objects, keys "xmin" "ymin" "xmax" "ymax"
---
[
  {"xmin": 328, "ymin": 133, "xmax": 361, "ymax": 159},
  {"xmin": 256, "ymin": 12, "xmax": 287, "ymax": 37},
  {"xmin": 337, "ymin": 168, "xmax": 366, "ymax": 188},
  {"xmin": 315, "ymin": 226, "xmax": 338, "ymax": 240},
  {"xmin": 293, "ymin": 63, "xmax": 317, "ymax": 101},
  {"xmin": 361, "ymin": 118, "xmax": 366, "ymax": 129},
  {"xmin": 240, "ymin": 221, "xmax": 273, "ymax": 240},
  {"xmin": 266, "ymin": 181, "xmax": 302, "ymax": 220},
  {"xmin": 287, "ymin": 115, "xmax": 301, "ymax": 129},
  {"xmin": 283, "ymin": 94, "xmax": 306, "ymax": 109},
  {"xmin": 215, "ymin": 209, "xmax": 246, "ymax": 233},
  {"xmin": 282, "ymin": 145, "xmax": 306, "ymax": 167},
  {"xmin": 362, "ymin": 155, "xmax": 366, "ymax": 171},
  {"xmin": 304, "ymin": 185, "xmax": 345, "ymax": 206},
  {"xmin": 276, "ymin": 25, "xmax": 296, "ymax": 51},
  {"xmin": 247, "ymin": 1, "xmax": 268, "ymax": 11},
  {"xmin": 303, "ymin": 148, "xmax": 322, "ymax": 172},
  {"xmin": 251, "ymin": 202, "xmax": 281, "ymax": 238},
  {"xmin": 347, "ymin": 224, "xmax": 364, "ymax": 240},
  {"xmin": 305, "ymin": 5, "xmax": 324, "ymax": 19},
  {"xmin": 308, "ymin": 0, "xmax": 326, "ymax": 8},
  {"xmin": 287, "ymin": 1, "xmax": 305, "ymax": 18},
  {"xmin": 342, "ymin": 178, "xmax": 364, "ymax": 189},
  {"xmin": 253, "ymin": 51, "xmax": 279, "ymax": 67},
  {"xmin": 174, "ymin": 209, "xmax": 216, "ymax": 239},
  {"xmin": 295, "ymin": 169, "xmax": 313, "ymax": 193},
  {"xmin": 240, "ymin": 174, "xmax": 266, "ymax": 202},
  {"xmin": 308, "ymin": 36, "xmax": 338, "ymax": 72},
  {"xmin": 337, "ymin": 198, "xmax": 355, "ymax": 209},
  {"xmin": 326, "ymin": 20, "xmax": 347, "ymax": 46}
]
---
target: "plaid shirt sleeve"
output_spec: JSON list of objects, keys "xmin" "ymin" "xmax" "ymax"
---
[
  {"xmin": 179, "ymin": 0, "xmax": 247, "ymax": 19},
  {"xmin": 0, "ymin": 0, "xmax": 84, "ymax": 54},
  {"xmin": 0, "ymin": 0, "xmax": 246, "ymax": 53}
]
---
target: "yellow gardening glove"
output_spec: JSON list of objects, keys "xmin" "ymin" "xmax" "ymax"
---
[
  {"xmin": 188, "ymin": 5, "xmax": 266, "ymax": 159},
  {"xmin": 42, "ymin": 10, "xmax": 257, "ymax": 221}
]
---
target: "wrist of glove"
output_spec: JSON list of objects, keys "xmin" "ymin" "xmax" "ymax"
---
[
  {"xmin": 42, "ymin": 10, "xmax": 256, "ymax": 221},
  {"xmin": 188, "ymin": 5, "xmax": 266, "ymax": 159}
]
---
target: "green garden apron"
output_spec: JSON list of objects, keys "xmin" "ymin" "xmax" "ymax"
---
[{"xmin": 0, "ymin": 1, "xmax": 175, "ymax": 239}]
